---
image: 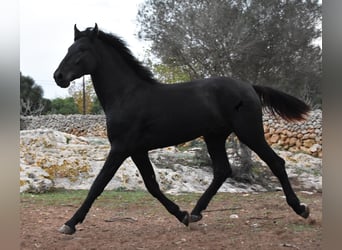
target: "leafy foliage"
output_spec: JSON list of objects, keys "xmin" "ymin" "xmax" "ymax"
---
[
  {"xmin": 49, "ymin": 97, "xmax": 79, "ymax": 115},
  {"xmin": 20, "ymin": 73, "xmax": 51, "ymax": 115},
  {"xmin": 48, "ymin": 77, "xmax": 103, "ymax": 115},
  {"xmin": 90, "ymin": 96, "xmax": 104, "ymax": 114},
  {"xmin": 144, "ymin": 55, "xmax": 191, "ymax": 83},
  {"xmin": 138, "ymin": 0, "xmax": 322, "ymax": 106},
  {"xmin": 68, "ymin": 77, "xmax": 99, "ymax": 114}
]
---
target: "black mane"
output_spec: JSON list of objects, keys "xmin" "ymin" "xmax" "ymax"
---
[{"xmin": 82, "ymin": 27, "xmax": 158, "ymax": 84}]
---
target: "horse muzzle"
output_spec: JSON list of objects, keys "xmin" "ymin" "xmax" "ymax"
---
[{"xmin": 53, "ymin": 69, "xmax": 72, "ymax": 88}]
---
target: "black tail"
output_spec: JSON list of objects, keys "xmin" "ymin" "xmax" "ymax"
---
[{"xmin": 253, "ymin": 85, "xmax": 310, "ymax": 121}]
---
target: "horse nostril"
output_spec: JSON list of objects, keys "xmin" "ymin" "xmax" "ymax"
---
[{"xmin": 54, "ymin": 71, "xmax": 63, "ymax": 81}]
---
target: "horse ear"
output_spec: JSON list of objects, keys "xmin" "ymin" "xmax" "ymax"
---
[
  {"xmin": 92, "ymin": 23, "xmax": 99, "ymax": 39},
  {"xmin": 74, "ymin": 24, "xmax": 81, "ymax": 41}
]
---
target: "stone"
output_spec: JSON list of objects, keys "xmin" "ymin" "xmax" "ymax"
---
[
  {"xmin": 303, "ymin": 139, "xmax": 316, "ymax": 148},
  {"xmin": 20, "ymin": 162, "xmax": 53, "ymax": 193},
  {"xmin": 310, "ymin": 144, "xmax": 322, "ymax": 153},
  {"xmin": 265, "ymin": 133, "xmax": 271, "ymax": 140},
  {"xmin": 275, "ymin": 128, "xmax": 282, "ymax": 134},
  {"xmin": 286, "ymin": 131, "xmax": 293, "ymax": 137},
  {"xmin": 300, "ymin": 146, "xmax": 311, "ymax": 154},
  {"xmin": 270, "ymin": 134, "xmax": 279, "ymax": 143},
  {"xmin": 230, "ymin": 214, "xmax": 239, "ymax": 219},
  {"xmin": 280, "ymin": 134, "xmax": 287, "ymax": 140},
  {"xmin": 302, "ymin": 134, "xmax": 310, "ymax": 140},
  {"xmin": 289, "ymin": 137, "xmax": 297, "ymax": 146},
  {"xmin": 309, "ymin": 133, "xmax": 316, "ymax": 139},
  {"xmin": 277, "ymin": 139, "xmax": 285, "ymax": 146}
]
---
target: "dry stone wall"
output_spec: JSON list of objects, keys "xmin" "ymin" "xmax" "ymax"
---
[
  {"xmin": 262, "ymin": 110, "xmax": 322, "ymax": 157},
  {"xmin": 21, "ymin": 114, "xmax": 107, "ymax": 137},
  {"xmin": 20, "ymin": 109, "xmax": 322, "ymax": 157}
]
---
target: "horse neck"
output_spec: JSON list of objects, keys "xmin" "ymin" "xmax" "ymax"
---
[{"xmin": 91, "ymin": 45, "xmax": 151, "ymax": 112}]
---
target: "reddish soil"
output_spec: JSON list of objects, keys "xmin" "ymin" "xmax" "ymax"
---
[{"xmin": 21, "ymin": 191, "xmax": 321, "ymax": 250}]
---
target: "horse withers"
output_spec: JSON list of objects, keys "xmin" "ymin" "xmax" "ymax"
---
[{"xmin": 54, "ymin": 24, "xmax": 310, "ymax": 235}]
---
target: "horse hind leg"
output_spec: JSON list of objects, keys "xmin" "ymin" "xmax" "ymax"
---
[
  {"xmin": 233, "ymin": 119, "xmax": 310, "ymax": 219},
  {"xmin": 190, "ymin": 134, "xmax": 232, "ymax": 223},
  {"xmin": 254, "ymin": 141, "xmax": 309, "ymax": 218}
]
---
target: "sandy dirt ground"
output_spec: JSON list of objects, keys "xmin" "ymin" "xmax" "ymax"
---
[{"xmin": 21, "ymin": 191, "xmax": 321, "ymax": 250}]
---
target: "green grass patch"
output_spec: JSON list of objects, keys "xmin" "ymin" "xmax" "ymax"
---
[
  {"xmin": 21, "ymin": 189, "xmax": 91, "ymax": 206},
  {"xmin": 20, "ymin": 189, "xmax": 235, "ymax": 212},
  {"xmin": 20, "ymin": 189, "xmax": 154, "ymax": 207},
  {"xmin": 287, "ymin": 222, "xmax": 315, "ymax": 232},
  {"xmin": 20, "ymin": 189, "xmax": 204, "ymax": 208}
]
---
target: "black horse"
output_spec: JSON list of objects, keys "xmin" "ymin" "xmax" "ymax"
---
[{"xmin": 54, "ymin": 24, "xmax": 310, "ymax": 235}]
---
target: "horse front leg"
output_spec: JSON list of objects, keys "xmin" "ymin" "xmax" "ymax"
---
[
  {"xmin": 131, "ymin": 152, "xmax": 190, "ymax": 225},
  {"xmin": 59, "ymin": 149, "xmax": 127, "ymax": 234}
]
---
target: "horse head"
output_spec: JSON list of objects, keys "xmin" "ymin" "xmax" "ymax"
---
[{"xmin": 54, "ymin": 23, "xmax": 99, "ymax": 88}]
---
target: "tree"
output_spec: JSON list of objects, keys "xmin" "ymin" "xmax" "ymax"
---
[
  {"xmin": 91, "ymin": 97, "xmax": 104, "ymax": 114},
  {"xmin": 144, "ymin": 53, "xmax": 191, "ymax": 83},
  {"xmin": 49, "ymin": 97, "xmax": 79, "ymax": 114},
  {"xmin": 138, "ymin": 0, "xmax": 322, "ymax": 181},
  {"xmin": 20, "ymin": 73, "xmax": 51, "ymax": 115},
  {"xmin": 138, "ymin": 0, "xmax": 322, "ymax": 106},
  {"xmin": 68, "ymin": 77, "xmax": 97, "ymax": 114},
  {"xmin": 49, "ymin": 77, "xmax": 103, "ymax": 115}
]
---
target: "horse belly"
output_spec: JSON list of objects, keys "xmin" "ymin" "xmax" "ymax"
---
[
  {"xmin": 140, "ymin": 126, "xmax": 203, "ymax": 150},
  {"xmin": 139, "ymin": 106, "xmax": 227, "ymax": 150}
]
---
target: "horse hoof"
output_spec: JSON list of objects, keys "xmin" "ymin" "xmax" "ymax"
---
[
  {"xmin": 299, "ymin": 203, "xmax": 310, "ymax": 219},
  {"xmin": 190, "ymin": 214, "xmax": 203, "ymax": 223},
  {"xmin": 181, "ymin": 211, "xmax": 190, "ymax": 226},
  {"xmin": 58, "ymin": 224, "xmax": 76, "ymax": 235}
]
